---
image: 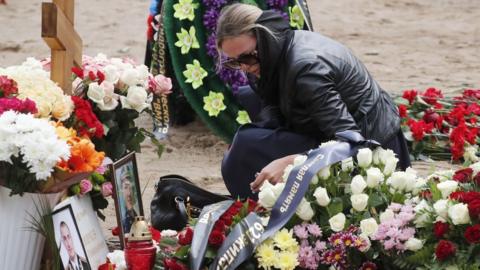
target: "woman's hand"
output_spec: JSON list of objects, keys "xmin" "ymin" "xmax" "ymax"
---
[{"xmin": 250, "ymin": 154, "xmax": 298, "ymax": 193}]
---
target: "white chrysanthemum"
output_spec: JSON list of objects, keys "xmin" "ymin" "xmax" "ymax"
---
[{"xmin": 0, "ymin": 112, "xmax": 70, "ymax": 180}]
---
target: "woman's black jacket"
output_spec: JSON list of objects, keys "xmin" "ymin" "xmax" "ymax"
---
[{"xmin": 254, "ymin": 11, "xmax": 400, "ymax": 145}]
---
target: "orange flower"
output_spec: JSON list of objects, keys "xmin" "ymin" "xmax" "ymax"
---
[{"xmin": 58, "ymin": 138, "xmax": 105, "ymax": 173}]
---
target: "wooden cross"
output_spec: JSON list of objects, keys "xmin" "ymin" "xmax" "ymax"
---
[{"xmin": 42, "ymin": 0, "xmax": 82, "ymax": 94}]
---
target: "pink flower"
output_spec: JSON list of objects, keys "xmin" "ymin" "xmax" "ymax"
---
[
  {"xmin": 101, "ymin": 182, "xmax": 113, "ymax": 197},
  {"xmin": 307, "ymin": 223, "xmax": 322, "ymax": 237},
  {"xmin": 79, "ymin": 179, "xmax": 93, "ymax": 195},
  {"xmin": 149, "ymin": 74, "xmax": 172, "ymax": 95}
]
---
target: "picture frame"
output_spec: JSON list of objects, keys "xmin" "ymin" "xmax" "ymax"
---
[
  {"xmin": 52, "ymin": 204, "xmax": 92, "ymax": 270},
  {"xmin": 109, "ymin": 151, "xmax": 144, "ymax": 249}
]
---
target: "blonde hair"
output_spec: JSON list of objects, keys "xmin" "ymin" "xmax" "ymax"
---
[{"xmin": 216, "ymin": 3, "xmax": 276, "ymax": 50}]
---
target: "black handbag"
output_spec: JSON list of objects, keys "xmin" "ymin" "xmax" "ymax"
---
[{"xmin": 150, "ymin": 174, "xmax": 231, "ymax": 231}]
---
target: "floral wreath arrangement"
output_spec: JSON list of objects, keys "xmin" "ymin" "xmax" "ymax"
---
[
  {"xmin": 396, "ymin": 87, "xmax": 480, "ymax": 163},
  {"xmin": 100, "ymin": 141, "xmax": 480, "ymax": 269},
  {"xmin": 162, "ymin": 0, "xmax": 311, "ymax": 142}
]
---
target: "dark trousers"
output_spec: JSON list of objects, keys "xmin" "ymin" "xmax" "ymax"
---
[{"xmin": 222, "ymin": 86, "xmax": 411, "ymax": 199}]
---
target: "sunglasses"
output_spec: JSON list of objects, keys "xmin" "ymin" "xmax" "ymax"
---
[{"xmin": 222, "ymin": 50, "xmax": 258, "ymax": 70}]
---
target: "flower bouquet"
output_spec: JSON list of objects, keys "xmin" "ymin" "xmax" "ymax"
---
[
  {"xmin": 396, "ymin": 87, "xmax": 480, "ymax": 163},
  {"xmin": 65, "ymin": 53, "xmax": 172, "ymax": 161}
]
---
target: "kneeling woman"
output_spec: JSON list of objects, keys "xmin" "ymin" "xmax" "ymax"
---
[{"xmin": 217, "ymin": 3, "xmax": 410, "ymax": 199}]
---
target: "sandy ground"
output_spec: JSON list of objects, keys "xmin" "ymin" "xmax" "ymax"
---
[{"xmin": 1, "ymin": 0, "xmax": 479, "ymax": 234}]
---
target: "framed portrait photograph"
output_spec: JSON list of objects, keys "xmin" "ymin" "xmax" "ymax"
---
[
  {"xmin": 52, "ymin": 205, "xmax": 91, "ymax": 270},
  {"xmin": 110, "ymin": 151, "xmax": 144, "ymax": 248}
]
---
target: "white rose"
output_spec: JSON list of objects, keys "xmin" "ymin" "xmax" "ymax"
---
[
  {"xmin": 136, "ymin": 65, "xmax": 150, "ymax": 83},
  {"xmin": 470, "ymin": 161, "xmax": 480, "ymax": 175},
  {"xmin": 341, "ymin": 157, "xmax": 354, "ymax": 172},
  {"xmin": 329, "ymin": 213, "xmax": 346, "ymax": 232},
  {"xmin": 379, "ymin": 149, "xmax": 396, "ymax": 164},
  {"xmin": 360, "ymin": 218, "xmax": 378, "ymax": 237},
  {"xmin": 383, "ymin": 156, "xmax": 398, "ymax": 176},
  {"xmin": 414, "ymin": 200, "xmax": 433, "ymax": 227},
  {"xmin": 258, "ymin": 182, "xmax": 277, "ymax": 209},
  {"xmin": 293, "ymin": 155, "xmax": 307, "ymax": 167},
  {"xmin": 296, "ymin": 199, "xmax": 315, "ymax": 221},
  {"xmin": 313, "ymin": 187, "xmax": 330, "ymax": 206},
  {"xmin": 437, "ymin": 180, "xmax": 458, "ymax": 198},
  {"xmin": 271, "ymin": 182, "xmax": 286, "ymax": 197},
  {"xmin": 463, "ymin": 144, "xmax": 479, "ymax": 163},
  {"xmin": 318, "ymin": 166, "xmax": 330, "ymax": 180},
  {"xmin": 350, "ymin": 175, "xmax": 367, "ymax": 194},
  {"xmin": 380, "ymin": 209, "xmax": 395, "ymax": 223},
  {"xmin": 448, "ymin": 203, "xmax": 471, "ymax": 225},
  {"xmin": 387, "ymin": 172, "xmax": 406, "ymax": 191},
  {"xmin": 120, "ymin": 86, "xmax": 149, "ymax": 112},
  {"xmin": 87, "ymin": 82, "xmax": 105, "ymax": 105},
  {"xmin": 97, "ymin": 81, "xmax": 119, "ymax": 111},
  {"xmin": 428, "ymin": 170, "xmax": 454, "ymax": 182},
  {"xmin": 120, "ymin": 68, "xmax": 140, "ymax": 86},
  {"xmin": 357, "ymin": 148, "xmax": 372, "ymax": 168},
  {"xmin": 372, "ymin": 147, "xmax": 383, "ymax": 165},
  {"xmin": 310, "ymin": 174, "xmax": 319, "ymax": 185},
  {"xmin": 433, "ymin": 199, "xmax": 449, "ymax": 219},
  {"xmin": 282, "ymin": 164, "xmax": 293, "ymax": 181},
  {"xmin": 103, "ymin": 65, "xmax": 120, "ymax": 83},
  {"xmin": 351, "ymin": 194, "xmax": 369, "ymax": 211},
  {"xmin": 366, "ymin": 167, "xmax": 384, "ymax": 188},
  {"xmin": 405, "ymin": 237, "xmax": 424, "ymax": 251}
]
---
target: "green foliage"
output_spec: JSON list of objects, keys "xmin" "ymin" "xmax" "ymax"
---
[{"xmin": 1, "ymin": 158, "xmax": 38, "ymax": 195}]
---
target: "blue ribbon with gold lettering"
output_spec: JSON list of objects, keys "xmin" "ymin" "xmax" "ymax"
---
[
  {"xmin": 190, "ymin": 200, "xmax": 234, "ymax": 270},
  {"xmin": 209, "ymin": 131, "xmax": 379, "ymax": 270}
]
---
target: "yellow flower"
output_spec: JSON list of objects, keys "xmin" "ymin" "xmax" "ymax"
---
[
  {"xmin": 183, "ymin": 59, "xmax": 207, "ymax": 89},
  {"xmin": 255, "ymin": 242, "xmax": 277, "ymax": 269},
  {"xmin": 273, "ymin": 228, "xmax": 298, "ymax": 251},
  {"xmin": 203, "ymin": 91, "xmax": 226, "ymax": 117},
  {"xmin": 274, "ymin": 251, "xmax": 299, "ymax": 270},
  {"xmin": 175, "ymin": 26, "xmax": 200, "ymax": 54},
  {"xmin": 173, "ymin": 0, "xmax": 199, "ymax": 21},
  {"xmin": 236, "ymin": 110, "xmax": 251, "ymax": 125},
  {"xmin": 289, "ymin": 5, "xmax": 305, "ymax": 30}
]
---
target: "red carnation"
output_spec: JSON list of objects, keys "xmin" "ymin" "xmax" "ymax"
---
[
  {"xmin": 435, "ymin": 240, "xmax": 456, "ymax": 261},
  {"xmin": 98, "ymin": 259, "xmax": 116, "ymax": 270},
  {"xmin": 468, "ymin": 199, "xmax": 480, "ymax": 218},
  {"xmin": 213, "ymin": 219, "xmax": 226, "ymax": 232},
  {"xmin": 88, "ymin": 70, "xmax": 96, "ymax": 81},
  {"xmin": 177, "ymin": 227, "xmax": 193, "ymax": 245},
  {"xmin": 97, "ymin": 71, "xmax": 106, "ymax": 84},
  {"xmin": 474, "ymin": 173, "xmax": 480, "ymax": 185},
  {"xmin": 465, "ymin": 224, "xmax": 480, "ymax": 244},
  {"xmin": 407, "ymin": 119, "xmax": 434, "ymax": 141},
  {"xmin": 163, "ymin": 258, "xmax": 188, "ymax": 270},
  {"xmin": 433, "ymin": 221, "xmax": 449, "ymax": 239},
  {"xmin": 453, "ymin": 168, "xmax": 473, "ymax": 183},
  {"xmin": 208, "ymin": 229, "xmax": 226, "ymax": 247},
  {"xmin": 463, "ymin": 89, "xmax": 480, "ymax": 99},
  {"xmin": 112, "ymin": 226, "xmax": 120, "ymax": 236},
  {"xmin": 398, "ymin": 104, "xmax": 408, "ymax": 118},
  {"xmin": 359, "ymin": 261, "xmax": 377, "ymax": 270},
  {"xmin": 71, "ymin": 66, "xmax": 84, "ymax": 79},
  {"xmin": 402, "ymin": 89, "xmax": 418, "ymax": 105},
  {"xmin": 421, "ymin": 87, "xmax": 443, "ymax": 105},
  {"xmin": 0, "ymin": 75, "xmax": 18, "ymax": 97}
]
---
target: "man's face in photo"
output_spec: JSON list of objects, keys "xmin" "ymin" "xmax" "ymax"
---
[{"xmin": 60, "ymin": 223, "xmax": 76, "ymax": 260}]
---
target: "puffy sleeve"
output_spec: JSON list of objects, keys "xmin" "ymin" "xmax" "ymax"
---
[{"xmin": 294, "ymin": 60, "xmax": 360, "ymax": 139}]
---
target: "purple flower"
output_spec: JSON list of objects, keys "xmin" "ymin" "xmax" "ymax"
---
[
  {"xmin": 202, "ymin": 0, "xmax": 227, "ymax": 9},
  {"xmin": 203, "ymin": 8, "xmax": 220, "ymax": 31},
  {"xmin": 294, "ymin": 224, "xmax": 309, "ymax": 239},
  {"xmin": 307, "ymin": 223, "xmax": 322, "ymax": 237},
  {"xmin": 314, "ymin": 240, "xmax": 327, "ymax": 251},
  {"xmin": 298, "ymin": 245, "xmax": 319, "ymax": 269},
  {"xmin": 206, "ymin": 33, "xmax": 218, "ymax": 58},
  {"xmin": 266, "ymin": 0, "xmax": 288, "ymax": 9}
]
